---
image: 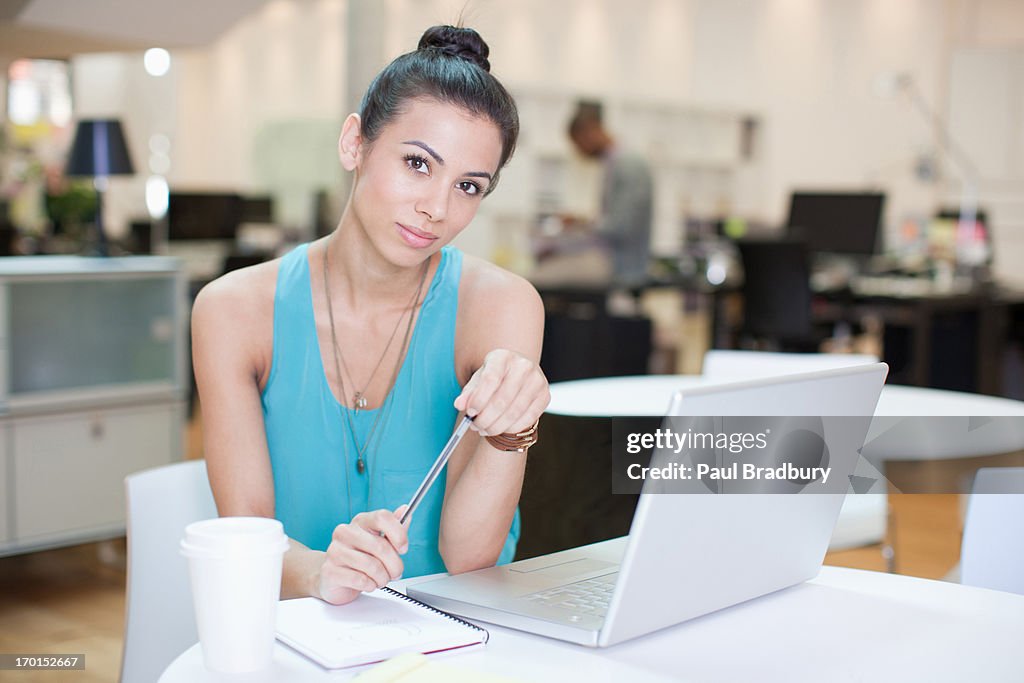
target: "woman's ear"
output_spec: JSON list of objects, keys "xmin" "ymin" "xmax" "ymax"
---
[{"xmin": 338, "ymin": 113, "xmax": 363, "ymax": 171}]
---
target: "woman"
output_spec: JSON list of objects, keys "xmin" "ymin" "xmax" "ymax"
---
[{"xmin": 192, "ymin": 25, "xmax": 549, "ymax": 606}]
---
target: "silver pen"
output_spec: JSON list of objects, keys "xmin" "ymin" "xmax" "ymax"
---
[{"xmin": 399, "ymin": 415, "xmax": 474, "ymax": 525}]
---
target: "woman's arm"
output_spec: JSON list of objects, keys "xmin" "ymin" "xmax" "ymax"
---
[
  {"xmin": 192, "ymin": 268, "xmax": 311, "ymax": 597},
  {"xmin": 439, "ymin": 260, "xmax": 549, "ymax": 573},
  {"xmin": 191, "ymin": 271, "xmax": 276, "ymax": 518},
  {"xmin": 192, "ymin": 267, "xmax": 409, "ymax": 602}
]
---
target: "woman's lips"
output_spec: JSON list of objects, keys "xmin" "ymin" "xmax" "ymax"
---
[{"xmin": 396, "ymin": 223, "xmax": 438, "ymax": 249}]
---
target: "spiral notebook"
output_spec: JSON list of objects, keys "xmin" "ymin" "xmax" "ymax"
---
[{"xmin": 276, "ymin": 587, "xmax": 489, "ymax": 670}]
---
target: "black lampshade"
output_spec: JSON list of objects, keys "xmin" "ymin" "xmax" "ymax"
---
[{"xmin": 66, "ymin": 119, "xmax": 135, "ymax": 177}]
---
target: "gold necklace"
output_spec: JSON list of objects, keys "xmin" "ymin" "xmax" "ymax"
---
[
  {"xmin": 322, "ymin": 239, "xmax": 429, "ymax": 475},
  {"xmin": 337, "ymin": 301, "xmax": 407, "ymax": 411}
]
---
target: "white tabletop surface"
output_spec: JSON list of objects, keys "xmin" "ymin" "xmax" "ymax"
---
[
  {"xmin": 545, "ymin": 375, "xmax": 1024, "ymax": 460},
  {"xmin": 161, "ymin": 567, "xmax": 1024, "ymax": 682}
]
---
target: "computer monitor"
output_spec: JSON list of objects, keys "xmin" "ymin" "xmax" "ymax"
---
[
  {"xmin": 240, "ymin": 195, "xmax": 274, "ymax": 224},
  {"xmin": 167, "ymin": 192, "xmax": 242, "ymax": 241},
  {"xmin": 786, "ymin": 191, "xmax": 885, "ymax": 256}
]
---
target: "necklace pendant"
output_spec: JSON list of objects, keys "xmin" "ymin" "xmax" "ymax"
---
[
  {"xmin": 353, "ymin": 393, "xmax": 368, "ymax": 410},
  {"xmin": 356, "ymin": 457, "xmax": 365, "ymax": 474}
]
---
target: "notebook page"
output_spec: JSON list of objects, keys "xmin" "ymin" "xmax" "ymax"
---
[{"xmin": 276, "ymin": 589, "xmax": 487, "ymax": 670}]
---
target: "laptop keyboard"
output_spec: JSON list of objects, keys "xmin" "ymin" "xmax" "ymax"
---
[{"xmin": 522, "ymin": 573, "xmax": 618, "ymax": 616}]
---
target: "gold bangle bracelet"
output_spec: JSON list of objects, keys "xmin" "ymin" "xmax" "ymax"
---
[{"xmin": 484, "ymin": 420, "xmax": 540, "ymax": 452}]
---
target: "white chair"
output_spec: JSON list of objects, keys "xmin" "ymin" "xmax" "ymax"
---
[
  {"xmin": 121, "ymin": 460, "xmax": 217, "ymax": 683},
  {"xmin": 702, "ymin": 349, "xmax": 880, "ymax": 381},
  {"xmin": 701, "ymin": 349, "xmax": 890, "ymax": 556},
  {"xmin": 961, "ymin": 467, "xmax": 1024, "ymax": 595}
]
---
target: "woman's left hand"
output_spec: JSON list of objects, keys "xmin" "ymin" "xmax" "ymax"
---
[{"xmin": 454, "ymin": 349, "xmax": 550, "ymax": 437}]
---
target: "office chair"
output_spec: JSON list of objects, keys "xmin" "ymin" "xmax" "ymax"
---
[
  {"xmin": 221, "ymin": 252, "xmax": 269, "ymax": 274},
  {"xmin": 736, "ymin": 240, "xmax": 818, "ymax": 351},
  {"xmin": 961, "ymin": 467, "xmax": 1024, "ymax": 595},
  {"xmin": 121, "ymin": 460, "xmax": 217, "ymax": 682},
  {"xmin": 701, "ymin": 349, "xmax": 891, "ymax": 558},
  {"xmin": 539, "ymin": 289, "xmax": 652, "ymax": 382}
]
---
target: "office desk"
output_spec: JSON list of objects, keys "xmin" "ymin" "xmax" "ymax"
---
[
  {"xmin": 715, "ymin": 279, "xmax": 1019, "ymax": 395},
  {"xmin": 813, "ymin": 287, "xmax": 1010, "ymax": 395},
  {"xmin": 160, "ymin": 567, "xmax": 1024, "ymax": 682}
]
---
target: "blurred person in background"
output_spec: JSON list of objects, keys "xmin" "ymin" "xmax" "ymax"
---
[{"xmin": 533, "ymin": 100, "xmax": 653, "ymax": 296}]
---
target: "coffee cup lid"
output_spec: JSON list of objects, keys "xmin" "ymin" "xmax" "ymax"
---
[
  {"xmin": 182, "ymin": 517, "xmax": 288, "ymax": 557},
  {"xmin": 179, "ymin": 537, "xmax": 288, "ymax": 559}
]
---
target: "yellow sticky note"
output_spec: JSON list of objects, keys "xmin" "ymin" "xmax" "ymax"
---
[{"xmin": 355, "ymin": 652, "xmax": 526, "ymax": 683}]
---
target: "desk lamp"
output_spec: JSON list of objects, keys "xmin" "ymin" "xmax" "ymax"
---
[
  {"xmin": 65, "ymin": 119, "xmax": 136, "ymax": 256},
  {"xmin": 874, "ymin": 73, "xmax": 981, "ymax": 255}
]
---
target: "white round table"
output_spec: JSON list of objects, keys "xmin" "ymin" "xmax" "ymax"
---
[
  {"xmin": 160, "ymin": 567, "xmax": 1024, "ymax": 682},
  {"xmin": 545, "ymin": 375, "xmax": 1024, "ymax": 461}
]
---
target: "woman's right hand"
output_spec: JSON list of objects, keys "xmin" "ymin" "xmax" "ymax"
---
[{"xmin": 317, "ymin": 507, "xmax": 410, "ymax": 605}]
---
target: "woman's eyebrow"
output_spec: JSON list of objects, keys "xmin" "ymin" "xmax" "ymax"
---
[
  {"xmin": 403, "ymin": 140, "xmax": 493, "ymax": 181},
  {"xmin": 403, "ymin": 140, "xmax": 444, "ymax": 164}
]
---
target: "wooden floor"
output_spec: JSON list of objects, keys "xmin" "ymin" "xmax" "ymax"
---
[
  {"xmin": 0, "ymin": 408, "xmax": 966, "ymax": 682},
  {"xmin": 0, "ymin": 539, "xmax": 127, "ymax": 683}
]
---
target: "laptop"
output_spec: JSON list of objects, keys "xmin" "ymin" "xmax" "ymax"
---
[{"xmin": 408, "ymin": 363, "xmax": 888, "ymax": 647}]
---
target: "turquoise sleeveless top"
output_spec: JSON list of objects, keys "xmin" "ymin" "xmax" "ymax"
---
[{"xmin": 261, "ymin": 243, "xmax": 520, "ymax": 577}]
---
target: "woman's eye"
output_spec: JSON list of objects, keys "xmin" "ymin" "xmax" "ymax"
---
[
  {"xmin": 457, "ymin": 181, "xmax": 481, "ymax": 196},
  {"xmin": 404, "ymin": 155, "xmax": 429, "ymax": 174}
]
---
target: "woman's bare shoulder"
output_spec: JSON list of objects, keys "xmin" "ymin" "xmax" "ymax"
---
[
  {"xmin": 456, "ymin": 253, "xmax": 543, "ymax": 368},
  {"xmin": 191, "ymin": 257, "xmax": 286, "ymax": 386},
  {"xmin": 458, "ymin": 253, "xmax": 542, "ymax": 312},
  {"xmin": 192, "ymin": 258, "xmax": 281, "ymax": 334}
]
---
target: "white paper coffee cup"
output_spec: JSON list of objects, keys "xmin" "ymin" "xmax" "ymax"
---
[{"xmin": 180, "ymin": 517, "xmax": 288, "ymax": 674}]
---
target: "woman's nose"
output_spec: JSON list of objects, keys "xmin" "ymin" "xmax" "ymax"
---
[{"xmin": 416, "ymin": 183, "xmax": 449, "ymax": 222}]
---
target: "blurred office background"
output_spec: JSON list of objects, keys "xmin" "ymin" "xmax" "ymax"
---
[
  {"xmin": 2, "ymin": 0, "xmax": 1020, "ymax": 269},
  {"xmin": 3, "ymin": 0, "xmax": 1023, "ymax": 384},
  {"xmin": 1, "ymin": 1, "xmax": 1023, "ymax": 680}
]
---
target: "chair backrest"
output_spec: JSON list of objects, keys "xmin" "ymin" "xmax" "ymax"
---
[
  {"xmin": 961, "ymin": 467, "xmax": 1024, "ymax": 595},
  {"xmin": 737, "ymin": 239, "xmax": 813, "ymax": 344},
  {"xmin": 703, "ymin": 349, "xmax": 880, "ymax": 381},
  {"xmin": 121, "ymin": 460, "xmax": 217, "ymax": 683}
]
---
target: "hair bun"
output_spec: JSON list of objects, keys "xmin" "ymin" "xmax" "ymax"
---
[{"xmin": 418, "ymin": 25, "xmax": 491, "ymax": 72}]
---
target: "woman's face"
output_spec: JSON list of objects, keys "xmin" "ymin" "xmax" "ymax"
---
[{"xmin": 346, "ymin": 97, "xmax": 503, "ymax": 267}]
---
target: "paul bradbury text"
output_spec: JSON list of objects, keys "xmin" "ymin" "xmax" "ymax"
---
[{"xmin": 626, "ymin": 462, "xmax": 832, "ymax": 483}]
